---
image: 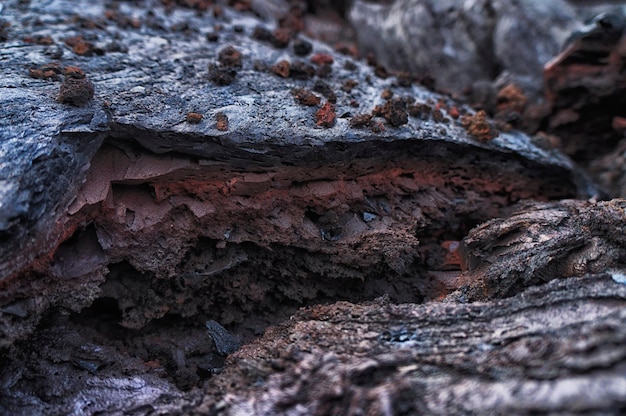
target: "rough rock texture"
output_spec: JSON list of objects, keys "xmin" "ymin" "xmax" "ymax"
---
[
  {"xmin": 348, "ymin": 0, "xmax": 626, "ymax": 198},
  {"xmin": 0, "ymin": 0, "xmax": 586, "ymax": 347},
  {"xmin": 196, "ymin": 274, "xmax": 626, "ymax": 415},
  {"xmin": 0, "ymin": 0, "xmax": 624, "ymax": 415},
  {"xmin": 6, "ymin": 272, "xmax": 626, "ymax": 415},
  {"xmin": 544, "ymin": 11, "xmax": 626, "ymax": 166},
  {"xmin": 348, "ymin": 0, "xmax": 626, "ymax": 101},
  {"xmin": 452, "ymin": 198, "xmax": 626, "ymax": 301}
]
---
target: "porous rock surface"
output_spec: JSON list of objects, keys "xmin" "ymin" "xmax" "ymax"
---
[
  {"xmin": 0, "ymin": 0, "xmax": 621, "ymax": 415},
  {"xmin": 0, "ymin": 0, "xmax": 583, "ymax": 344}
]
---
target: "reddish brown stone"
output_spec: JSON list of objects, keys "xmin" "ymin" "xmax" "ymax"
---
[
  {"xmin": 381, "ymin": 89, "xmax": 393, "ymax": 100},
  {"xmin": 349, "ymin": 114, "xmax": 372, "ymax": 128},
  {"xmin": 63, "ymin": 66, "xmax": 86, "ymax": 79},
  {"xmin": 292, "ymin": 88, "xmax": 321, "ymax": 106},
  {"xmin": 216, "ymin": 112, "xmax": 229, "ymax": 131},
  {"xmin": 218, "ymin": 45, "xmax": 242, "ymax": 68},
  {"xmin": 462, "ymin": 110, "xmax": 498, "ymax": 141},
  {"xmin": 23, "ymin": 35, "xmax": 54, "ymax": 45},
  {"xmin": 432, "ymin": 109, "xmax": 444, "ymax": 123},
  {"xmin": 271, "ymin": 28, "xmax": 291, "ymax": 49},
  {"xmin": 28, "ymin": 68, "xmax": 44, "ymax": 79},
  {"xmin": 57, "ymin": 76, "xmax": 94, "ymax": 107},
  {"xmin": 271, "ymin": 60, "xmax": 290, "ymax": 78},
  {"xmin": 342, "ymin": 79, "xmax": 358, "ymax": 93},
  {"xmin": 310, "ymin": 53, "xmax": 334, "ymax": 66},
  {"xmin": 315, "ymin": 102, "xmax": 336, "ymax": 128},
  {"xmin": 278, "ymin": 6, "xmax": 305, "ymax": 34},
  {"xmin": 64, "ymin": 35, "xmax": 103, "ymax": 57},
  {"xmin": 496, "ymin": 84, "xmax": 527, "ymax": 114},
  {"xmin": 408, "ymin": 102, "xmax": 432, "ymax": 119},
  {"xmin": 370, "ymin": 120, "xmax": 385, "ymax": 132},
  {"xmin": 289, "ymin": 61, "xmax": 315, "ymax": 80},
  {"xmin": 186, "ymin": 112, "xmax": 203, "ymax": 124}
]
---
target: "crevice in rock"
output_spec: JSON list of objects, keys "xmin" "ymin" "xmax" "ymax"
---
[{"xmin": 0, "ymin": 128, "xmax": 582, "ymax": 395}]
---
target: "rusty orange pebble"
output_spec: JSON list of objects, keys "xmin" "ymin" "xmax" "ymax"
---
[
  {"xmin": 186, "ymin": 112, "xmax": 203, "ymax": 124},
  {"xmin": 315, "ymin": 102, "xmax": 336, "ymax": 128}
]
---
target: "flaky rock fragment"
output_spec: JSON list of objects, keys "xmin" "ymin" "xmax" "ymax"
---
[
  {"xmin": 543, "ymin": 11, "xmax": 626, "ymax": 165},
  {"xmin": 450, "ymin": 198, "xmax": 626, "ymax": 301}
]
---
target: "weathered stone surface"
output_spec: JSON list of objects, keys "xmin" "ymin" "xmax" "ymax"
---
[
  {"xmin": 0, "ymin": 1, "xmax": 620, "ymax": 415},
  {"xmin": 451, "ymin": 198, "xmax": 626, "ymax": 301},
  {"xmin": 4, "ymin": 273, "xmax": 626, "ymax": 415},
  {"xmin": 544, "ymin": 10, "xmax": 626, "ymax": 167},
  {"xmin": 193, "ymin": 274, "xmax": 626, "ymax": 415},
  {"xmin": 348, "ymin": 0, "xmax": 626, "ymax": 100},
  {"xmin": 0, "ymin": 0, "xmax": 588, "ymax": 348},
  {"xmin": 347, "ymin": 0, "xmax": 626, "ymax": 200}
]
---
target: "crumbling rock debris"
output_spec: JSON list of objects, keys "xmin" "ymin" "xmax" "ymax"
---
[
  {"xmin": 544, "ymin": 11, "xmax": 626, "ymax": 164},
  {"xmin": 2, "ymin": 0, "xmax": 585, "ymax": 352},
  {"xmin": 535, "ymin": 9, "xmax": 626, "ymax": 200}
]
